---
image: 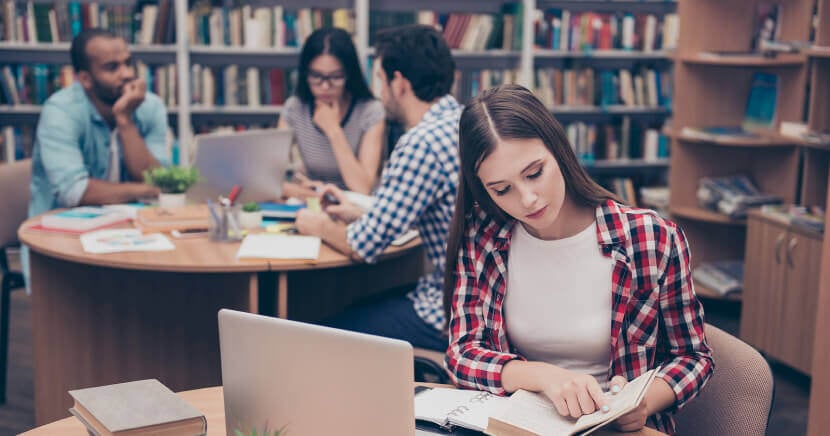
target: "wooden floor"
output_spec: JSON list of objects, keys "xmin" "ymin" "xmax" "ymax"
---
[{"xmin": 0, "ymin": 288, "xmax": 34, "ymax": 434}]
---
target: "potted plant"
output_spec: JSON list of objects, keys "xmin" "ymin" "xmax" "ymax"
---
[
  {"xmin": 143, "ymin": 166, "xmax": 200, "ymax": 209},
  {"xmin": 239, "ymin": 201, "xmax": 263, "ymax": 229}
]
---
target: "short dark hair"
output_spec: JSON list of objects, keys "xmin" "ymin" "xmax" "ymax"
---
[
  {"xmin": 295, "ymin": 27, "xmax": 373, "ymax": 104},
  {"xmin": 70, "ymin": 28, "xmax": 120, "ymax": 73},
  {"xmin": 374, "ymin": 25, "xmax": 455, "ymax": 103}
]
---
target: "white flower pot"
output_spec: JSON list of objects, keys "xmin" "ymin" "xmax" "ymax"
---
[
  {"xmin": 238, "ymin": 211, "xmax": 263, "ymax": 229},
  {"xmin": 158, "ymin": 192, "xmax": 187, "ymax": 209}
]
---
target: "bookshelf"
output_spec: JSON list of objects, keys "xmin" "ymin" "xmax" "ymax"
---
[
  {"xmin": 0, "ymin": 0, "xmax": 677, "ymax": 176},
  {"xmin": 531, "ymin": 0, "xmax": 677, "ymax": 201},
  {"xmin": 668, "ymin": 0, "xmax": 814, "ymax": 305},
  {"xmin": 808, "ymin": 0, "xmax": 830, "ymax": 430}
]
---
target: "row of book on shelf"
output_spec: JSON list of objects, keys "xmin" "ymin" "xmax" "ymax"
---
[
  {"xmin": 533, "ymin": 9, "xmax": 678, "ymax": 53},
  {"xmin": 0, "ymin": 118, "xmax": 668, "ymax": 166},
  {"xmin": 533, "ymin": 67, "xmax": 671, "ymax": 109},
  {"xmin": 1, "ymin": 0, "xmax": 174, "ymax": 44},
  {"xmin": 189, "ymin": 3, "xmax": 353, "ymax": 49},
  {"xmin": 0, "ymin": 61, "xmax": 179, "ymax": 106},
  {"xmin": 0, "ymin": 61, "xmax": 673, "ymax": 111},
  {"xmin": 567, "ymin": 119, "xmax": 669, "ymax": 163},
  {"xmin": 2, "ymin": 1, "xmax": 681, "ymax": 54}
]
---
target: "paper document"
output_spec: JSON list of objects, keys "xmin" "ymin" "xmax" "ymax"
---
[
  {"xmin": 236, "ymin": 234, "xmax": 321, "ymax": 260},
  {"xmin": 80, "ymin": 229, "xmax": 175, "ymax": 254}
]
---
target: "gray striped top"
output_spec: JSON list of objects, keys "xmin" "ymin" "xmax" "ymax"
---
[{"xmin": 283, "ymin": 96, "xmax": 385, "ymax": 188}]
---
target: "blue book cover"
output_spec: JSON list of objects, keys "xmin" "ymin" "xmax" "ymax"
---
[
  {"xmin": 743, "ymin": 72, "xmax": 778, "ymax": 132},
  {"xmin": 259, "ymin": 203, "xmax": 305, "ymax": 219},
  {"xmin": 68, "ymin": 2, "xmax": 82, "ymax": 37}
]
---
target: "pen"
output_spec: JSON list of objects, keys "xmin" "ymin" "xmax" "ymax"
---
[
  {"xmin": 228, "ymin": 185, "xmax": 242, "ymax": 205},
  {"xmin": 206, "ymin": 198, "xmax": 221, "ymax": 225}
]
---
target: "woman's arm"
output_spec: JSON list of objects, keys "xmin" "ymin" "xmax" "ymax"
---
[
  {"xmin": 312, "ymin": 99, "xmax": 385, "ymax": 194},
  {"xmin": 324, "ymin": 119, "xmax": 384, "ymax": 194},
  {"xmin": 613, "ymin": 224, "xmax": 713, "ymax": 432},
  {"xmin": 654, "ymin": 226, "xmax": 714, "ymax": 410},
  {"xmin": 278, "ymin": 114, "xmax": 320, "ymax": 200},
  {"xmin": 446, "ymin": 231, "xmax": 525, "ymax": 394}
]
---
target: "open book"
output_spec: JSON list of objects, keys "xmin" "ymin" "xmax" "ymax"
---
[{"xmin": 415, "ymin": 369, "xmax": 659, "ymax": 436}]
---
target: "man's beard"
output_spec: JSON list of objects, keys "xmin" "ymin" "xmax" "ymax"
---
[
  {"xmin": 383, "ymin": 94, "xmax": 402, "ymax": 123},
  {"xmin": 91, "ymin": 78, "xmax": 122, "ymax": 106}
]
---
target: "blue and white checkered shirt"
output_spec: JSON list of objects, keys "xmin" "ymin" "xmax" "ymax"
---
[{"xmin": 347, "ymin": 95, "xmax": 462, "ymax": 331}]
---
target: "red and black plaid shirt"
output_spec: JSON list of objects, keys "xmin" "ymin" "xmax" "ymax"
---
[{"xmin": 446, "ymin": 200, "xmax": 713, "ymax": 434}]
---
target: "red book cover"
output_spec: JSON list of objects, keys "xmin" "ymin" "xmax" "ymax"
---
[
  {"xmin": 269, "ymin": 69, "xmax": 285, "ymax": 105},
  {"xmin": 599, "ymin": 15, "xmax": 613, "ymax": 50}
]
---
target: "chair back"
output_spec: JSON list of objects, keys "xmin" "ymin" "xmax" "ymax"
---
[
  {"xmin": 674, "ymin": 324, "xmax": 774, "ymax": 436},
  {"xmin": 0, "ymin": 160, "xmax": 32, "ymax": 248}
]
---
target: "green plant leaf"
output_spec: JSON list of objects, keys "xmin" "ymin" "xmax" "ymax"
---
[{"xmin": 143, "ymin": 166, "xmax": 201, "ymax": 194}]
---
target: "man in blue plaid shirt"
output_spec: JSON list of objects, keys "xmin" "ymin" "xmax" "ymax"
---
[{"xmin": 295, "ymin": 25, "xmax": 460, "ymax": 351}]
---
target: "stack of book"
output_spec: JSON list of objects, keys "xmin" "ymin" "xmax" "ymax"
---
[
  {"xmin": 697, "ymin": 175, "xmax": 782, "ymax": 219},
  {"xmin": 692, "ymin": 260, "xmax": 744, "ymax": 298},
  {"xmin": 759, "ymin": 204, "xmax": 826, "ymax": 234}
]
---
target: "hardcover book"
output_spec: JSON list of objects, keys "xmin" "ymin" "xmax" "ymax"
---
[
  {"xmin": 40, "ymin": 207, "xmax": 130, "ymax": 232},
  {"xmin": 414, "ymin": 369, "xmax": 659, "ymax": 436},
  {"xmin": 68, "ymin": 379, "xmax": 206, "ymax": 436}
]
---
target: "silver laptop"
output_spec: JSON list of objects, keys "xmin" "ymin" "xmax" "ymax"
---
[
  {"xmin": 188, "ymin": 128, "xmax": 292, "ymax": 204},
  {"xmin": 218, "ymin": 309, "xmax": 416, "ymax": 436}
]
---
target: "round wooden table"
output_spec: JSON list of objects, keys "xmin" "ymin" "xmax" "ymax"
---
[
  {"xmin": 19, "ymin": 216, "xmax": 424, "ymax": 426},
  {"xmin": 21, "ymin": 386, "xmax": 666, "ymax": 435}
]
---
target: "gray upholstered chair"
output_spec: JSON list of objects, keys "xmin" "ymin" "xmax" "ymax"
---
[
  {"xmin": 0, "ymin": 159, "xmax": 31, "ymax": 404},
  {"xmin": 674, "ymin": 323, "xmax": 774, "ymax": 435}
]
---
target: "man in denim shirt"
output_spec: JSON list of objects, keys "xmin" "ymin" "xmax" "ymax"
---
[
  {"xmin": 24, "ymin": 28, "xmax": 169, "ymax": 288},
  {"xmin": 29, "ymin": 28, "xmax": 168, "ymax": 217}
]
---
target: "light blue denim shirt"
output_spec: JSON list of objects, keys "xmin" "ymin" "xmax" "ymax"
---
[
  {"xmin": 23, "ymin": 82, "xmax": 170, "ymax": 293},
  {"xmin": 28, "ymin": 81, "xmax": 170, "ymax": 218}
]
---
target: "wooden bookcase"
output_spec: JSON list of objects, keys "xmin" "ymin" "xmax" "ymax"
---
[
  {"xmin": 0, "ymin": 0, "xmax": 678, "ymax": 191},
  {"xmin": 668, "ymin": 0, "xmax": 814, "ymax": 300},
  {"xmin": 807, "ymin": 0, "xmax": 830, "ymax": 433}
]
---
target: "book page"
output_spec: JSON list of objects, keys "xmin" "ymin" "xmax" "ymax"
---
[
  {"xmin": 572, "ymin": 369, "xmax": 659, "ymax": 435},
  {"xmin": 236, "ymin": 234, "xmax": 320, "ymax": 260},
  {"xmin": 488, "ymin": 389, "xmax": 576, "ymax": 436},
  {"xmin": 414, "ymin": 388, "xmax": 508, "ymax": 432}
]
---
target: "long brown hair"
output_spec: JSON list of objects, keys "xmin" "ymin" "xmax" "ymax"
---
[{"xmin": 443, "ymin": 84, "xmax": 618, "ymax": 325}]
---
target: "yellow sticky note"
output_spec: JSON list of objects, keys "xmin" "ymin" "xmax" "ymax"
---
[{"xmin": 307, "ymin": 197, "xmax": 321, "ymax": 213}]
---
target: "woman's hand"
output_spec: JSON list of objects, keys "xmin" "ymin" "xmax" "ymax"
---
[
  {"xmin": 609, "ymin": 375, "xmax": 648, "ymax": 432},
  {"xmin": 541, "ymin": 369, "xmax": 608, "ymax": 418},
  {"xmin": 313, "ymin": 100, "xmax": 342, "ymax": 137}
]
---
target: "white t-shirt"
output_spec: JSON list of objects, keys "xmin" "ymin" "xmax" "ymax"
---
[{"xmin": 505, "ymin": 220, "xmax": 614, "ymax": 385}]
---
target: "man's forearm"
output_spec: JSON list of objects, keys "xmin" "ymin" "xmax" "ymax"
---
[
  {"xmin": 117, "ymin": 118, "xmax": 161, "ymax": 181},
  {"xmin": 321, "ymin": 218, "xmax": 358, "ymax": 259},
  {"xmin": 79, "ymin": 178, "xmax": 156, "ymax": 205}
]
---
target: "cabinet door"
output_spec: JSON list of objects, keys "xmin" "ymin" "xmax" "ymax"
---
[
  {"xmin": 777, "ymin": 231, "xmax": 823, "ymax": 374},
  {"xmin": 741, "ymin": 217, "xmax": 788, "ymax": 354}
]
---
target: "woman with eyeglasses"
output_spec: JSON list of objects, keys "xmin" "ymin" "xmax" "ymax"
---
[{"xmin": 279, "ymin": 27, "xmax": 385, "ymax": 197}]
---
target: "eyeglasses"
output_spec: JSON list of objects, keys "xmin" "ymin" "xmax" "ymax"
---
[{"xmin": 307, "ymin": 71, "xmax": 346, "ymax": 87}]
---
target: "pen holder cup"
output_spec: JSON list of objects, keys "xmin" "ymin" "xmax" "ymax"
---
[{"xmin": 208, "ymin": 204, "xmax": 244, "ymax": 242}]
